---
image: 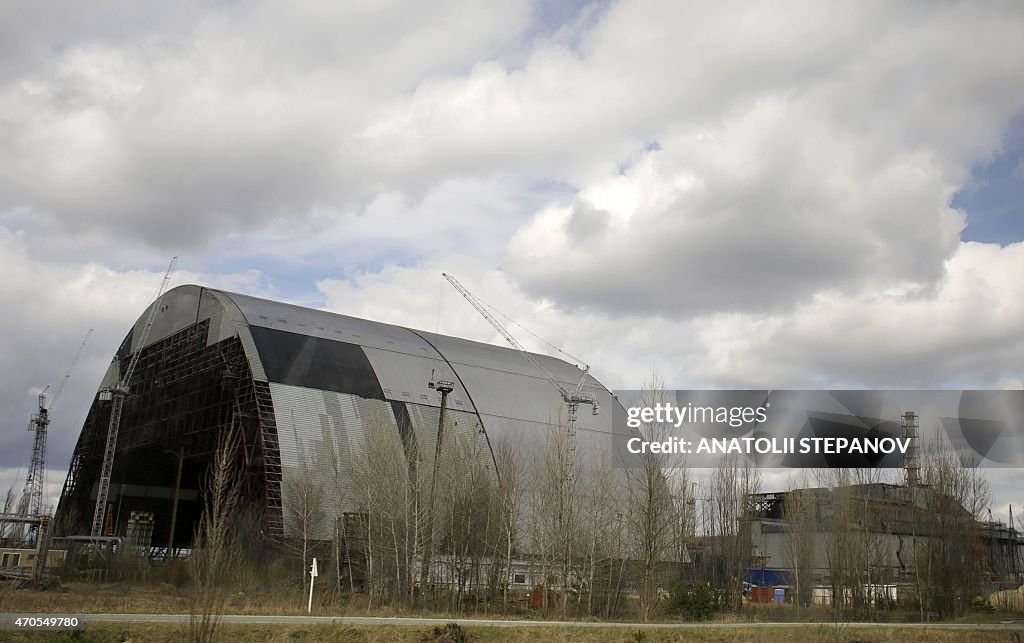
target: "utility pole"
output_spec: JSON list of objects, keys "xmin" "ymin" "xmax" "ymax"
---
[{"xmin": 420, "ymin": 375, "xmax": 454, "ymax": 591}]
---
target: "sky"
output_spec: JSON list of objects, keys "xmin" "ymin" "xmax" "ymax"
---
[{"xmin": 1, "ymin": 1, "xmax": 1023, "ymax": 521}]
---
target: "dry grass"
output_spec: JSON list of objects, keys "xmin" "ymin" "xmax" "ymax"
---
[{"xmin": 2, "ymin": 622, "xmax": 1022, "ymax": 642}]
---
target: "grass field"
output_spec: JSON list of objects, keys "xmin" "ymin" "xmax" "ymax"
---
[
  {"xmin": 4, "ymin": 581, "xmax": 1024, "ymax": 641},
  {"xmin": 3, "ymin": 622, "xmax": 1024, "ymax": 643},
  {"xmin": 3, "ymin": 581, "xmax": 1018, "ymax": 624}
]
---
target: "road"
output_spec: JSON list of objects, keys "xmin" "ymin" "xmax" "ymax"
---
[{"xmin": 64, "ymin": 614, "xmax": 1024, "ymax": 630}]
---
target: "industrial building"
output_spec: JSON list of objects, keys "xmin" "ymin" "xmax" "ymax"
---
[
  {"xmin": 745, "ymin": 482, "xmax": 1024, "ymax": 602},
  {"xmin": 54, "ymin": 285, "xmax": 629, "ymax": 550}
]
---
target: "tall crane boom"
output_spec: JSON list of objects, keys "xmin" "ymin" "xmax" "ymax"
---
[
  {"xmin": 15, "ymin": 328, "xmax": 93, "ymax": 544},
  {"xmin": 49, "ymin": 328, "xmax": 94, "ymax": 414},
  {"xmin": 90, "ymin": 257, "xmax": 178, "ymax": 540},
  {"xmin": 441, "ymin": 273, "xmax": 598, "ymax": 482}
]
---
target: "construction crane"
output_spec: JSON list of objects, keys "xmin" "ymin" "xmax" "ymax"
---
[
  {"xmin": 19, "ymin": 329, "xmax": 94, "ymax": 526},
  {"xmin": 441, "ymin": 273, "xmax": 598, "ymax": 483},
  {"xmin": 89, "ymin": 257, "xmax": 178, "ymax": 540}
]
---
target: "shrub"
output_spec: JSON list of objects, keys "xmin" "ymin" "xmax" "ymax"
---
[{"xmin": 666, "ymin": 582, "xmax": 725, "ymax": 620}]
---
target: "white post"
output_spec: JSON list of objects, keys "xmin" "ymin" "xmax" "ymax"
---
[{"xmin": 308, "ymin": 557, "xmax": 318, "ymax": 613}]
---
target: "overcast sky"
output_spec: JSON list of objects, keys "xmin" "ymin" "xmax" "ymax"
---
[{"xmin": 2, "ymin": 1, "xmax": 1023, "ymax": 520}]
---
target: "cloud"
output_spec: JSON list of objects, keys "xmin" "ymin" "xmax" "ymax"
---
[
  {"xmin": 0, "ymin": 1, "xmax": 532, "ymax": 251},
  {"xmin": 685, "ymin": 241, "xmax": 1024, "ymax": 388},
  {"xmin": 507, "ymin": 115, "xmax": 967, "ymax": 316},
  {"xmin": 491, "ymin": 3, "xmax": 1024, "ymax": 315},
  {"xmin": 318, "ymin": 242, "xmax": 1024, "ymax": 392},
  {"xmin": 2, "ymin": 0, "xmax": 1024, "ymax": 514},
  {"xmin": 0, "ymin": 230, "xmax": 272, "ymax": 474}
]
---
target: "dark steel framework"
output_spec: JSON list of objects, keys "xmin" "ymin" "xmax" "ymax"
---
[{"xmin": 56, "ymin": 320, "xmax": 284, "ymax": 546}]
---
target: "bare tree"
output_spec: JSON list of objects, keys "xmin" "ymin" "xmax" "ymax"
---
[
  {"xmin": 189, "ymin": 423, "xmax": 244, "ymax": 643},
  {"xmin": 782, "ymin": 475, "xmax": 816, "ymax": 614},
  {"xmin": 579, "ymin": 445, "xmax": 625, "ymax": 617},
  {"xmin": 434, "ymin": 427, "xmax": 496, "ymax": 612},
  {"xmin": 493, "ymin": 437, "xmax": 525, "ymax": 605},
  {"xmin": 623, "ymin": 375, "xmax": 679, "ymax": 620},
  {"xmin": 524, "ymin": 415, "xmax": 581, "ymax": 614},
  {"xmin": 351, "ymin": 405, "xmax": 415, "ymax": 606},
  {"xmin": 912, "ymin": 434, "xmax": 990, "ymax": 619},
  {"xmin": 283, "ymin": 470, "xmax": 325, "ymax": 597},
  {"xmin": 709, "ymin": 453, "xmax": 760, "ymax": 612}
]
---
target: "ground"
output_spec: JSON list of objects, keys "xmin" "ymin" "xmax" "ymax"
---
[{"xmin": 2, "ymin": 582, "xmax": 1023, "ymax": 642}]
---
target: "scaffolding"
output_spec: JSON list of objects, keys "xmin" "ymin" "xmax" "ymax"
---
[{"xmin": 56, "ymin": 319, "xmax": 284, "ymax": 544}]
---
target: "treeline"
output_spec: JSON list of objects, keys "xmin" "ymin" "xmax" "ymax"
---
[
  {"xmin": 182, "ymin": 383, "xmax": 766, "ymax": 622},
  {"xmin": 183, "ymin": 388, "xmax": 999, "ymax": 632},
  {"xmin": 781, "ymin": 440, "xmax": 993, "ymax": 621}
]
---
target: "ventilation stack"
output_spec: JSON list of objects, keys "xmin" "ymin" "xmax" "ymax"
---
[{"xmin": 901, "ymin": 410, "xmax": 920, "ymax": 487}]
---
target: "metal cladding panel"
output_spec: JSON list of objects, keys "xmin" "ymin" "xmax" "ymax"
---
[
  {"xmin": 271, "ymin": 383, "xmax": 400, "ymax": 540},
  {"xmin": 127, "ymin": 284, "xmax": 204, "ymax": 353},
  {"xmin": 412, "ymin": 329, "xmax": 618, "ymax": 424},
  {"xmin": 207, "ymin": 286, "xmax": 631, "ymax": 467},
  {"xmin": 236, "ymin": 327, "xmax": 267, "ymax": 382},
  {"xmin": 249, "ymin": 326, "xmax": 385, "ymax": 399},
  {"xmin": 98, "ymin": 360, "xmax": 119, "ymax": 391},
  {"xmin": 219, "ymin": 291, "xmax": 432, "ymax": 355},
  {"xmin": 123, "ymin": 285, "xmax": 248, "ymax": 352},
  {"xmin": 197, "ymin": 289, "xmax": 226, "ymax": 345},
  {"xmin": 444, "ymin": 363, "xmax": 566, "ymax": 426},
  {"xmin": 477, "ymin": 413, "xmax": 620, "ymax": 465},
  {"xmin": 362, "ymin": 346, "xmax": 472, "ymax": 410},
  {"xmin": 211, "ymin": 288, "xmax": 613, "ymax": 413},
  {"xmin": 198, "ymin": 289, "xmax": 244, "ymax": 345},
  {"xmin": 403, "ymin": 403, "xmax": 492, "ymax": 480},
  {"xmin": 429, "ymin": 361, "xmax": 619, "ymax": 439},
  {"xmin": 415, "ymin": 329, "xmax": 602, "ymax": 386}
]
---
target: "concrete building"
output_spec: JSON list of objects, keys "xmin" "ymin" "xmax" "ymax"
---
[{"xmin": 746, "ymin": 483, "xmax": 1024, "ymax": 600}]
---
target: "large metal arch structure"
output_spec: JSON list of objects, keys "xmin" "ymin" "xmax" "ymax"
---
[{"xmin": 55, "ymin": 285, "xmax": 630, "ymax": 546}]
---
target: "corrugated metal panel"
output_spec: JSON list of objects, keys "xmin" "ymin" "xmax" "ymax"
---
[
  {"xmin": 221, "ymin": 291, "xmax": 431, "ymax": 355},
  {"xmin": 362, "ymin": 346, "xmax": 471, "ymax": 409},
  {"xmin": 237, "ymin": 327, "xmax": 267, "ymax": 382},
  {"xmin": 416, "ymin": 328, "xmax": 602, "ymax": 386},
  {"xmin": 197, "ymin": 289, "xmax": 223, "ymax": 345},
  {"xmin": 270, "ymin": 381, "xmax": 499, "ymax": 540},
  {"xmin": 271, "ymin": 383, "xmax": 403, "ymax": 539},
  {"xmin": 127, "ymin": 284, "xmax": 203, "ymax": 353},
  {"xmin": 197, "ymin": 288, "xmax": 240, "ymax": 345},
  {"xmin": 212, "ymin": 286, "xmax": 630, "ymax": 471},
  {"xmin": 207, "ymin": 290, "xmax": 249, "ymax": 336},
  {"xmin": 402, "ymin": 330, "xmax": 619, "ymax": 439},
  {"xmin": 213, "ymin": 288, "xmax": 620, "ymax": 426},
  {"xmin": 403, "ymin": 404, "xmax": 493, "ymax": 482},
  {"xmin": 98, "ymin": 360, "xmax": 119, "ymax": 391}
]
